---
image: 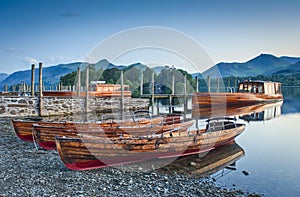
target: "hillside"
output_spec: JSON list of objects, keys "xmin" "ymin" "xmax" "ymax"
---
[
  {"xmin": 0, "ymin": 62, "xmax": 89, "ymax": 90},
  {"xmin": 0, "ymin": 73, "xmax": 8, "ymax": 82},
  {"xmin": 0, "ymin": 60, "xmax": 147, "ymax": 91},
  {"xmin": 273, "ymin": 61, "xmax": 300, "ymax": 75},
  {"xmin": 202, "ymin": 54, "xmax": 294, "ymax": 78}
]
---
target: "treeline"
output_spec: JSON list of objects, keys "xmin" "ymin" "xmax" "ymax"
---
[
  {"xmin": 60, "ymin": 64, "xmax": 300, "ymax": 97},
  {"xmin": 220, "ymin": 74, "xmax": 300, "ymax": 87},
  {"xmin": 60, "ymin": 65, "xmax": 196, "ymax": 97}
]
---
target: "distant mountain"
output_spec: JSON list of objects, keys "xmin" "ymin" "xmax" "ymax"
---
[
  {"xmin": 202, "ymin": 54, "xmax": 296, "ymax": 78},
  {"xmin": 273, "ymin": 61, "xmax": 300, "ymax": 75},
  {"xmin": 152, "ymin": 65, "xmax": 172, "ymax": 73},
  {"xmin": 0, "ymin": 60, "xmax": 148, "ymax": 91},
  {"xmin": 93, "ymin": 59, "xmax": 123, "ymax": 70},
  {"xmin": 126, "ymin": 63, "xmax": 147, "ymax": 72},
  {"xmin": 0, "ymin": 62, "xmax": 89, "ymax": 91},
  {"xmin": 279, "ymin": 56, "xmax": 300, "ymax": 64},
  {"xmin": 0, "ymin": 73, "xmax": 8, "ymax": 82}
]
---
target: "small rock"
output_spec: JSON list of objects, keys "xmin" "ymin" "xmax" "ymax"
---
[{"xmin": 242, "ymin": 170, "xmax": 250, "ymax": 176}]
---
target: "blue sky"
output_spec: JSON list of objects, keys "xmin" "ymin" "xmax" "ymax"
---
[{"xmin": 1, "ymin": 0, "xmax": 300, "ymax": 74}]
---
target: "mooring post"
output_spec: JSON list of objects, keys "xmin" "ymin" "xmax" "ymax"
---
[
  {"xmin": 168, "ymin": 94, "xmax": 172, "ymax": 114},
  {"xmin": 31, "ymin": 64, "xmax": 35, "ymax": 96},
  {"xmin": 23, "ymin": 82, "xmax": 26, "ymax": 96},
  {"xmin": 120, "ymin": 70, "xmax": 124, "ymax": 117},
  {"xmin": 172, "ymin": 74, "xmax": 175, "ymax": 95},
  {"xmin": 184, "ymin": 74, "xmax": 187, "ymax": 120},
  {"xmin": 217, "ymin": 77, "xmax": 220, "ymax": 92},
  {"xmin": 151, "ymin": 72, "xmax": 155, "ymax": 116},
  {"xmin": 169, "ymin": 73, "xmax": 175, "ymax": 114},
  {"xmin": 227, "ymin": 78, "xmax": 231, "ymax": 92},
  {"xmin": 196, "ymin": 76, "xmax": 199, "ymax": 93},
  {"xmin": 77, "ymin": 67, "xmax": 81, "ymax": 97},
  {"xmin": 85, "ymin": 66, "xmax": 89, "ymax": 116},
  {"xmin": 38, "ymin": 62, "xmax": 43, "ymax": 116},
  {"xmin": 140, "ymin": 72, "xmax": 143, "ymax": 98},
  {"xmin": 234, "ymin": 78, "xmax": 237, "ymax": 92},
  {"xmin": 207, "ymin": 75, "xmax": 210, "ymax": 93}
]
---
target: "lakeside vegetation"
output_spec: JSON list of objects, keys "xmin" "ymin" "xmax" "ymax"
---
[
  {"xmin": 59, "ymin": 64, "xmax": 300, "ymax": 97},
  {"xmin": 60, "ymin": 65, "xmax": 196, "ymax": 97}
]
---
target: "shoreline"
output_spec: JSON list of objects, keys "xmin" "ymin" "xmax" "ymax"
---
[{"xmin": 0, "ymin": 118, "xmax": 260, "ymax": 196}]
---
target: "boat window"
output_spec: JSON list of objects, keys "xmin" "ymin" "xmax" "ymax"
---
[
  {"xmin": 275, "ymin": 83, "xmax": 281, "ymax": 94},
  {"xmin": 258, "ymin": 85, "xmax": 263, "ymax": 94},
  {"xmin": 238, "ymin": 84, "xmax": 244, "ymax": 92}
]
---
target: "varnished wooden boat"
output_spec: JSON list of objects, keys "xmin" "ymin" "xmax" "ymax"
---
[
  {"xmin": 11, "ymin": 111, "xmax": 162, "ymax": 142},
  {"xmin": 42, "ymin": 91, "xmax": 132, "ymax": 97},
  {"xmin": 43, "ymin": 83, "xmax": 132, "ymax": 97},
  {"xmin": 33, "ymin": 116, "xmax": 194, "ymax": 150},
  {"xmin": 55, "ymin": 118, "xmax": 246, "ymax": 170},
  {"xmin": 11, "ymin": 119, "xmax": 74, "ymax": 142},
  {"xmin": 193, "ymin": 80, "xmax": 283, "ymax": 107}
]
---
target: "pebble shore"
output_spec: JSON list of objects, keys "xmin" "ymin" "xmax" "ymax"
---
[{"xmin": 0, "ymin": 118, "xmax": 260, "ymax": 196}]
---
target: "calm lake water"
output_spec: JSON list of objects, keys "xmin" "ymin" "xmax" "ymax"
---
[{"xmin": 214, "ymin": 87, "xmax": 300, "ymax": 196}]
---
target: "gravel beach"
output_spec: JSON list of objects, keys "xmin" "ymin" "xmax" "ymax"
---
[{"xmin": 0, "ymin": 118, "xmax": 260, "ymax": 196}]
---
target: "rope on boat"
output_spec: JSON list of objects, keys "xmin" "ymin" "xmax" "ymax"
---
[
  {"xmin": 155, "ymin": 139, "xmax": 160, "ymax": 149},
  {"xmin": 193, "ymin": 136, "xmax": 197, "ymax": 145},
  {"xmin": 31, "ymin": 127, "xmax": 39, "ymax": 151}
]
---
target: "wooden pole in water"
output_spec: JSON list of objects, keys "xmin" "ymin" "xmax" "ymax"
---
[
  {"xmin": 184, "ymin": 74, "xmax": 187, "ymax": 120},
  {"xmin": 23, "ymin": 82, "xmax": 26, "ymax": 96},
  {"xmin": 217, "ymin": 77, "xmax": 220, "ymax": 92},
  {"xmin": 151, "ymin": 72, "xmax": 155, "ymax": 116},
  {"xmin": 31, "ymin": 64, "xmax": 35, "ymax": 96},
  {"xmin": 38, "ymin": 62, "xmax": 43, "ymax": 116},
  {"xmin": 172, "ymin": 74, "xmax": 175, "ymax": 95},
  {"xmin": 196, "ymin": 76, "xmax": 199, "ymax": 93},
  {"xmin": 207, "ymin": 76, "xmax": 210, "ymax": 93},
  {"xmin": 140, "ymin": 72, "xmax": 143, "ymax": 97},
  {"xmin": 227, "ymin": 78, "xmax": 231, "ymax": 92},
  {"xmin": 234, "ymin": 78, "xmax": 237, "ymax": 92},
  {"xmin": 120, "ymin": 70, "xmax": 124, "ymax": 117},
  {"xmin": 85, "ymin": 66, "xmax": 89, "ymax": 115}
]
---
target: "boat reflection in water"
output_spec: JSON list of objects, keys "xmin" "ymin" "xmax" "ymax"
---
[
  {"xmin": 192, "ymin": 101, "xmax": 283, "ymax": 121},
  {"xmin": 133, "ymin": 142, "xmax": 245, "ymax": 179},
  {"xmin": 239, "ymin": 101, "xmax": 282, "ymax": 122}
]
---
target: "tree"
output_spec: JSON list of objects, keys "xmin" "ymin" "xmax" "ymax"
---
[{"xmin": 101, "ymin": 68, "xmax": 121, "ymax": 84}]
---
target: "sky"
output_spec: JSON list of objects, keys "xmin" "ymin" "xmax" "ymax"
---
[{"xmin": 1, "ymin": 0, "xmax": 300, "ymax": 74}]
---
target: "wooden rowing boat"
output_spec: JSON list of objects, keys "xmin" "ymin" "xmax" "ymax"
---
[
  {"xmin": 33, "ymin": 116, "xmax": 194, "ymax": 150},
  {"xmin": 11, "ymin": 111, "xmax": 162, "ymax": 142},
  {"xmin": 55, "ymin": 118, "xmax": 245, "ymax": 170},
  {"xmin": 192, "ymin": 80, "xmax": 283, "ymax": 107},
  {"xmin": 11, "ymin": 119, "xmax": 74, "ymax": 142}
]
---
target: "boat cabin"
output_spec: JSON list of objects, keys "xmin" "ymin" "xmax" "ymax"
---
[
  {"xmin": 90, "ymin": 81, "xmax": 130, "ymax": 92},
  {"xmin": 238, "ymin": 81, "xmax": 281, "ymax": 95}
]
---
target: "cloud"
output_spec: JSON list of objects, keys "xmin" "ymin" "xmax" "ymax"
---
[
  {"xmin": 4, "ymin": 48, "xmax": 26, "ymax": 53},
  {"xmin": 60, "ymin": 12, "xmax": 80, "ymax": 17},
  {"xmin": 23, "ymin": 57, "xmax": 38, "ymax": 65}
]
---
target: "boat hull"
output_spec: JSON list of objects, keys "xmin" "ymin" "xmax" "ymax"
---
[
  {"xmin": 55, "ymin": 122, "xmax": 245, "ymax": 170},
  {"xmin": 12, "ymin": 116, "xmax": 164, "ymax": 143},
  {"xmin": 34, "ymin": 118, "xmax": 194, "ymax": 150},
  {"xmin": 192, "ymin": 92, "xmax": 283, "ymax": 107}
]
